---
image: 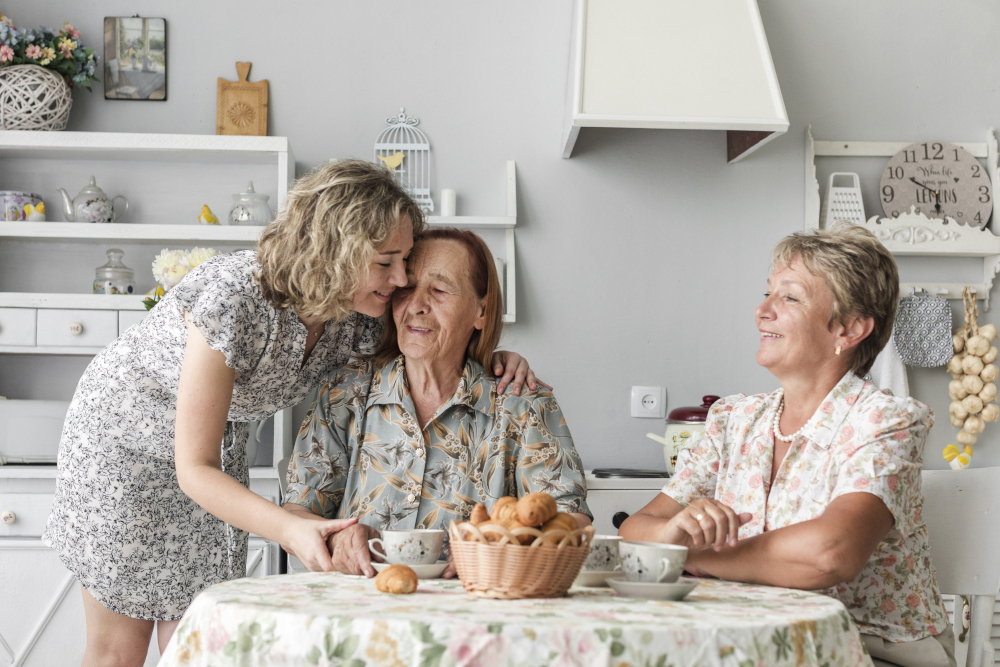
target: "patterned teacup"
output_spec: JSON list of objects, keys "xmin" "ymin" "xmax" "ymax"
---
[
  {"xmin": 583, "ymin": 535, "xmax": 622, "ymax": 572},
  {"xmin": 369, "ymin": 529, "xmax": 444, "ymax": 565},
  {"xmin": 620, "ymin": 541, "xmax": 687, "ymax": 583}
]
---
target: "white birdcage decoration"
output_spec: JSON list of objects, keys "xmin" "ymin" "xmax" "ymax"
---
[{"xmin": 374, "ymin": 107, "xmax": 433, "ymax": 213}]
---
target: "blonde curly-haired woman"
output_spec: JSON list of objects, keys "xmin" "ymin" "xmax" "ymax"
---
[{"xmin": 42, "ymin": 159, "xmax": 542, "ymax": 667}]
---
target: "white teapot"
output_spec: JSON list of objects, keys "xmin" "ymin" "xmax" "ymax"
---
[{"xmin": 58, "ymin": 176, "xmax": 129, "ymax": 223}]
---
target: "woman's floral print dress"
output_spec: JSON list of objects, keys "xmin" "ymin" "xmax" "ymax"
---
[
  {"xmin": 664, "ymin": 371, "xmax": 949, "ymax": 643},
  {"xmin": 286, "ymin": 355, "xmax": 591, "ymax": 538},
  {"xmin": 42, "ymin": 251, "xmax": 381, "ymax": 620}
]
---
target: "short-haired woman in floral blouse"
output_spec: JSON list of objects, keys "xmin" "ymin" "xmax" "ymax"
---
[
  {"xmin": 285, "ymin": 228, "xmax": 592, "ymax": 577},
  {"xmin": 621, "ymin": 224, "xmax": 954, "ymax": 667}
]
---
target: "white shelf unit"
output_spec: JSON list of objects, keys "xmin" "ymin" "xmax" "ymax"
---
[
  {"xmin": 805, "ymin": 126, "xmax": 1000, "ymax": 309},
  {"xmin": 425, "ymin": 160, "xmax": 518, "ymax": 324},
  {"xmin": 0, "ymin": 130, "xmax": 293, "ymax": 467}
]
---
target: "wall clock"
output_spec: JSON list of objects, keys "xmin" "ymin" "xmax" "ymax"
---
[{"xmin": 879, "ymin": 141, "xmax": 993, "ymax": 228}]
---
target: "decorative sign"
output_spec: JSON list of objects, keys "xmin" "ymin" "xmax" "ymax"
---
[
  {"xmin": 216, "ymin": 62, "xmax": 267, "ymax": 136},
  {"xmin": 879, "ymin": 141, "xmax": 993, "ymax": 228}
]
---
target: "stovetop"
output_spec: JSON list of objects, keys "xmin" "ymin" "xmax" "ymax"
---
[{"xmin": 591, "ymin": 468, "xmax": 670, "ymax": 479}]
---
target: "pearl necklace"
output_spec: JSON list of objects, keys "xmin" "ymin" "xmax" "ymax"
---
[{"xmin": 772, "ymin": 390, "xmax": 811, "ymax": 442}]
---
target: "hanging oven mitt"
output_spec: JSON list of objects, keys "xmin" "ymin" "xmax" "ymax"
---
[{"xmin": 892, "ymin": 292, "xmax": 953, "ymax": 367}]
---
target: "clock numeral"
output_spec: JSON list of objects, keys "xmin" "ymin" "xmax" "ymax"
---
[
  {"xmin": 975, "ymin": 212, "xmax": 983, "ymax": 224},
  {"xmin": 954, "ymin": 149, "xmax": 961, "ymax": 161},
  {"xmin": 887, "ymin": 166, "xmax": 904, "ymax": 180},
  {"xmin": 891, "ymin": 211, "xmax": 900, "ymax": 218},
  {"xmin": 882, "ymin": 185, "xmax": 895, "ymax": 203},
  {"xmin": 922, "ymin": 142, "xmax": 944, "ymax": 160},
  {"xmin": 979, "ymin": 186, "xmax": 991, "ymax": 204},
  {"xmin": 972, "ymin": 164, "xmax": 981, "ymax": 178},
  {"xmin": 904, "ymin": 150, "xmax": 916, "ymax": 163}
]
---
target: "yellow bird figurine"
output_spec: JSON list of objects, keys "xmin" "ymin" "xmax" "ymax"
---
[
  {"xmin": 943, "ymin": 443, "xmax": 974, "ymax": 469},
  {"xmin": 377, "ymin": 152, "xmax": 405, "ymax": 172},
  {"xmin": 198, "ymin": 205, "xmax": 220, "ymax": 225},
  {"xmin": 23, "ymin": 201, "xmax": 46, "ymax": 221}
]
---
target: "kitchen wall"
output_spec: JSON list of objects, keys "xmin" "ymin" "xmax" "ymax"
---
[{"xmin": 10, "ymin": 0, "xmax": 1000, "ymax": 471}]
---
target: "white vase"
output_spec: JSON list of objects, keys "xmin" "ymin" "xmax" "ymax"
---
[{"xmin": 0, "ymin": 64, "xmax": 73, "ymax": 131}]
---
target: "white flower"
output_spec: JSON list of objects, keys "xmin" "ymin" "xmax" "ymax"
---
[
  {"xmin": 151, "ymin": 249, "xmax": 189, "ymax": 291},
  {"xmin": 186, "ymin": 247, "xmax": 218, "ymax": 269}
]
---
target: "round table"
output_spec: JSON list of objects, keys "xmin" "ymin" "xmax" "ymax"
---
[{"xmin": 158, "ymin": 573, "xmax": 873, "ymax": 667}]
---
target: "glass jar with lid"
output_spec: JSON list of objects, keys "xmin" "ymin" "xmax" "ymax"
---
[
  {"xmin": 93, "ymin": 248, "xmax": 136, "ymax": 295},
  {"xmin": 228, "ymin": 181, "xmax": 272, "ymax": 225}
]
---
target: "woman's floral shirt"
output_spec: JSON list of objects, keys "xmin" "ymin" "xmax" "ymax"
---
[
  {"xmin": 286, "ymin": 355, "xmax": 591, "ymax": 537},
  {"xmin": 664, "ymin": 371, "xmax": 948, "ymax": 643}
]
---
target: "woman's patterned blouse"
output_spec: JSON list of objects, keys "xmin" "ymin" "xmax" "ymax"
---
[
  {"xmin": 286, "ymin": 355, "xmax": 591, "ymax": 534},
  {"xmin": 664, "ymin": 372, "xmax": 948, "ymax": 643}
]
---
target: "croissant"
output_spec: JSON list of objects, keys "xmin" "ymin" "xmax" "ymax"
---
[
  {"xmin": 516, "ymin": 492, "xmax": 557, "ymax": 526},
  {"xmin": 374, "ymin": 564, "xmax": 418, "ymax": 594},
  {"xmin": 489, "ymin": 497, "xmax": 517, "ymax": 522},
  {"xmin": 469, "ymin": 503, "xmax": 490, "ymax": 526},
  {"xmin": 540, "ymin": 512, "xmax": 579, "ymax": 546}
]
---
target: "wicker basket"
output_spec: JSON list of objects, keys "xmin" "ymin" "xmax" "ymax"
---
[
  {"xmin": 449, "ymin": 521, "xmax": 595, "ymax": 599},
  {"xmin": 0, "ymin": 65, "xmax": 73, "ymax": 131}
]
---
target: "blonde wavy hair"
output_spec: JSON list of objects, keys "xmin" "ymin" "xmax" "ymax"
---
[
  {"xmin": 771, "ymin": 222, "xmax": 899, "ymax": 377},
  {"xmin": 256, "ymin": 159, "xmax": 424, "ymax": 321}
]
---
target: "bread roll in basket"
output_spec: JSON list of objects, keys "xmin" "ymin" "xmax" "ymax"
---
[{"xmin": 448, "ymin": 519, "xmax": 595, "ymax": 599}]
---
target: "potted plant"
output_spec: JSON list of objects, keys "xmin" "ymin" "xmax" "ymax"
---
[{"xmin": 0, "ymin": 12, "xmax": 99, "ymax": 130}]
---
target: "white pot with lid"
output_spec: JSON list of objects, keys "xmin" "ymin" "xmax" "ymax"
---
[{"xmin": 646, "ymin": 395, "xmax": 720, "ymax": 474}]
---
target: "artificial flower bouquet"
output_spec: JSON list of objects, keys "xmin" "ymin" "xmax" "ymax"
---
[
  {"xmin": 0, "ymin": 11, "xmax": 99, "ymax": 89},
  {"xmin": 143, "ymin": 248, "xmax": 219, "ymax": 310}
]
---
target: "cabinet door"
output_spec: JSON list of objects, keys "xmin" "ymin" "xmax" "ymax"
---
[{"xmin": 0, "ymin": 539, "xmax": 86, "ymax": 667}]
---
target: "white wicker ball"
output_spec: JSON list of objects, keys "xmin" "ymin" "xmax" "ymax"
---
[{"xmin": 0, "ymin": 65, "xmax": 73, "ymax": 131}]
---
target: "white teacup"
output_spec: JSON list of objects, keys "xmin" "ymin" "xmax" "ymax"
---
[
  {"xmin": 583, "ymin": 535, "xmax": 622, "ymax": 572},
  {"xmin": 619, "ymin": 541, "xmax": 687, "ymax": 583},
  {"xmin": 368, "ymin": 529, "xmax": 444, "ymax": 565}
]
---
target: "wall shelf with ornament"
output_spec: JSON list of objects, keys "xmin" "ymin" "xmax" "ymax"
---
[{"xmin": 805, "ymin": 126, "xmax": 1000, "ymax": 308}]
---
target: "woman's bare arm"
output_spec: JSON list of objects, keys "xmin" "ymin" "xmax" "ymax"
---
[{"xmin": 173, "ymin": 317, "xmax": 356, "ymax": 571}]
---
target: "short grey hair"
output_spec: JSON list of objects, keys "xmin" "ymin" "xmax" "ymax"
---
[{"xmin": 771, "ymin": 223, "xmax": 899, "ymax": 377}]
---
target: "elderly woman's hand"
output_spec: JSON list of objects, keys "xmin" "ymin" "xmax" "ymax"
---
[
  {"xmin": 326, "ymin": 523, "xmax": 382, "ymax": 577},
  {"xmin": 661, "ymin": 499, "xmax": 752, "ymax": 551},
  {"xmin": 282, "ymin": 516, "xmax": 360, "ymax": 572},
  {"xmin": 491, "ymin": 351, "xmax": 552, "ymax": 395}
]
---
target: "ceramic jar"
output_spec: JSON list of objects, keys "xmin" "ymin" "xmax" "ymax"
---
[
  {"xmin": 1, "ymin": 191, "xmax": 44, "ymax": 221},
  {"xmin": 647, "ymin": 395, "xmax": 720, "ymax": 474}
]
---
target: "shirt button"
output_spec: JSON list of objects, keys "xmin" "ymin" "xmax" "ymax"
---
[
  {"xmin": 415, "ymin": 448, "xmax": 424, "ymax": 457},
  {"xmin": 406, "ymin": 494, "xmax": 415, "ymax": 502}
]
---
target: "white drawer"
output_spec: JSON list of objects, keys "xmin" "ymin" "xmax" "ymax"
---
[
  {"xmin": 0, "ymin": 307, "xmax": 36, "ymax": 346},
  {"xmin": 119, "ymin": 310, "xmax": 148, "ymax": 335},
  {"xmin": 36, "ymin": 309, "xmax": 118, "ymax": 348},
  {"xmin": 0, "ymin": 493, "xmax": 53, "ymax": 536}
]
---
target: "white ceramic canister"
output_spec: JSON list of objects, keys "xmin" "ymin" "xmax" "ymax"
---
[{"xmin": 646, "ymin": 395, "xmax": 720, "ymax": 474}]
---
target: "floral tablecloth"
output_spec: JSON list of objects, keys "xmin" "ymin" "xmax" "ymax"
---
[{"xmin": 159, "ymin": 573, "xmax": 873, "ymax": 667}]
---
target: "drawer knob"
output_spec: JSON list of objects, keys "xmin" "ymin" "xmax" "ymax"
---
[
  {"xmin": 1, "ymin": 510, "xmax": 14, "ymax": 525},
  {"xmin": 69, "ymin": 322, "xmax": 84, "ymax": 336},
  {"xmin": 612, "ymin": 511, "xmax": 630, "ymax": 529}
]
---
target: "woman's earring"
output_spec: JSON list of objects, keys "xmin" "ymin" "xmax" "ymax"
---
[{"xmin": 835, "ymin": 346, "xmax": 842, "ymax": 356}]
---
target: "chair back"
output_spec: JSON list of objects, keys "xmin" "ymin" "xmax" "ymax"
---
[{"xmin": 922, "ymin": 467, "xmax": 1000, "ymax": 596}]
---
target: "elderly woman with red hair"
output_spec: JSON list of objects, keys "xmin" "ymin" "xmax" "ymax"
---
[{"xmin": 284, "ymin": 228, "xmax": 592, "ymax": 576}]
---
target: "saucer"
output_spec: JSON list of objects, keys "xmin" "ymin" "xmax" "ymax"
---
[
  {"xmin": 573, "ymin": 570, "xmax": 618, "ymax": 587},
  {"xmin": 607, "ymin": 576, "xmax": 699, "ymax": 601},
  {"xmin": 372, "ymin": 561, "xmax": 448, "ymax": 579}
]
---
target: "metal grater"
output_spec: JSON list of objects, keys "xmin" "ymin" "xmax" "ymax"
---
[{"xmin": 823, "ymin": 172, "xmax": 866, "ymax": 226}]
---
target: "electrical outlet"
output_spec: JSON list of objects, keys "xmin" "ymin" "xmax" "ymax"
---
[{"xmin": 631, "ymin": 386, "xmax": 665, "ymax": 418}]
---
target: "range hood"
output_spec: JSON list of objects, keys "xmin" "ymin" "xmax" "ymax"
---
[{"xmin": 562, "ymin": 0, "xmax": 788, "ymax": 162}]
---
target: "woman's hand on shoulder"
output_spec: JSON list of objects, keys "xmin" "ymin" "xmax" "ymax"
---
[
  {"xmin": 661, "ymin": 498, "xmax": 752, "ymax": 551},
  {"xmin": 491, "ymin": 351, "xmax": 552, "ymax": 396}
]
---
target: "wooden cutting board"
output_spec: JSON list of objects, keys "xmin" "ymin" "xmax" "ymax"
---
[{"xmin": 216, "ymin": 62, "xmax": 268, "ymax": 136}]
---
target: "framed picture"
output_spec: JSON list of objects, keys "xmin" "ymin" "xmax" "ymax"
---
[{"xmin": 103, "ymin": 17, "xmax": 166, "ymax": 100}]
